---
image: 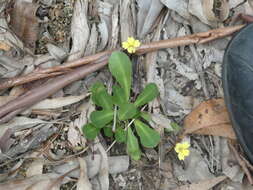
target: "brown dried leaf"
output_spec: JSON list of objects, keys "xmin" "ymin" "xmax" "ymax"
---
[
  {"xmin": 8, "ymin": 0, "xmax": 39, "ymax": 51},
  {"xmin": 0, "ymin": 41, "xmax": 11, "ymax": 51},
  {"xmin": 183, "ymin": 98, "xmax": 236, "ymax": 139}
]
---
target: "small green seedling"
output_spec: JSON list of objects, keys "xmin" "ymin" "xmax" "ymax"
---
[{"xmin": 82, "ymin": 51, "xmax": 160, "ymax": 160}]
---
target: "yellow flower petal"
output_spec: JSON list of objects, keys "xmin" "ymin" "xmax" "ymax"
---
[
  {"xmin": 134, "ymin": 40, "xmax": 140, "ymax": 47},
  {"xmin": 128, "ymin": 37, "xmax": 135, "ymax": 44},
  {"xmin": 178, "ymin": 153, "xmax": 185, "ymax": 160},
  {"xmin": 174, "ymin": 144, "xmax": 181, "ymax": 153},
  {"xmin": 182, "ymin": 149, "xmax": 190, "ymax": 156},
  {"xmin": 127, "ymin": 47, "xmax": 135, "ymax": 53},
  {"xmin": 122, "ymin": 41, "xmax": 129, "ymax": 49},
  {"xmin": 122, "ymin": 37, "xmax": 141, "ymax": 54},
  {"xmin": 182, "ymin": 142, "xmax": 190, "ymax": 149}
]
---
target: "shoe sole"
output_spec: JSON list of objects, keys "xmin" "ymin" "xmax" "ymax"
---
[{"xmin": 222, "ymin": 23, "xmax": 253, "ymax": 163}]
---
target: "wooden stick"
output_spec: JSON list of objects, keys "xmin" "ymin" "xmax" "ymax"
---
[
  {"xmin": 0, "ymin": 24, "xmax": 246, "ymax": 123},
  {"xmin": 0, "ymin": 24, "xmax": 244, "ymax": 90}
]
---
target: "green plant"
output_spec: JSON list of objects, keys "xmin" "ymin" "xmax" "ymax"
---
[{"xmin": 82, "ymin": 51, "xmax": 160, "ymax": 160}]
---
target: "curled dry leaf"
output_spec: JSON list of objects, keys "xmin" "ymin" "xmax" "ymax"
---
[
  {"xmin": 77, "ymin": 157, "xmax": 92, "ymax": 190},
  {"xmin": 95, "ymin": 142, "xmax": 109, "ymax": 190},
  {"xmin": 202, "ymin": 0, "xmax": 229, "ymax": 22},
  {"xmin": 7, "ymin": 0, "xmax": 40, "ymax": 51},
  {"xmin": 31, "ymin": 95, "xmax": 86, "ymax": 110},
  {"xmin": 68, "ymin": 0, "xmax": 89, "ymax": 61},
  {"xmin": 183, "ymin": 98, "xmax": 236, "ymax": 139}
]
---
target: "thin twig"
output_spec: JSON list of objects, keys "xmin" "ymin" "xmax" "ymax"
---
[
  {"xmin": 112, "ymin": 105, "xmax": 117, "ymax": 132},
  {"xmin": 228, "ymin": 140, "xmax": 253, "ymax": 185}
]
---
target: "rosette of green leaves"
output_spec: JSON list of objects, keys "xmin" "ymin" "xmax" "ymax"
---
[{"xmin": 82, "ymin": 51, "xmax": 160, "ymax": 160}]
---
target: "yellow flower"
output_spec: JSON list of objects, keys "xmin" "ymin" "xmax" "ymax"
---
[
  {"xmin": 122, "ymin": 37, "xmax": 141, "ymax": 53},
  {"xmin": 174, "ymin": 142, "xmax": 190, "ymax": 160}
]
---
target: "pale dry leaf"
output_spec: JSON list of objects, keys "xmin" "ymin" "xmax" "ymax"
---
[
  {"xmin": 26, "ymin": 160, "xmax": 44, "ymax": 177},
  {"xmin": 160, "ymin": 0, "xmax": 190, "ymax": 20},
  {"xmin": 220, "ymin": 139, "xmax": 244, "ymax": 183},
  {"xmin": 0, "ymin": 173, "xmax": 60, "ymax": 190},
  {"xmin": 120, "ymin": 0, "xmax": 134, "ymax": 41},
  {"xmin": 189, "ymin": 0, "xmax": 213, "ymax": 26},
  {"xmin": 108, "ymin": 4, "xmax": 119, "ymax": 49},
  {"xmin": 95, "ymin": 142, "xmax": 109, "ymax": 190},
  {"xmin": 137, "ymin": 0, "xmax": 164, "ymax": 37},
  {"xmin": 97, "ymin": 1, "xmax": 112, "ymax": 51},
  {"xmin": 27, "ymin": 180, "xmax": 61, "ymax": 190},
  {"xmin": 174, "ymin": 59, "xmax": 198, "ymax": 81},
  {"xmin": 108, "ymin": 156, "xmax": 129, "ymax": 174},
  {"xmin": 173, "ymin": 176, "xmax": 227, "ymax": 190},
  {"xmin": 0, "ymin": 124, "xmax": 56, "ymax": 162},
  {"xmin": 183, "ymin": 98, "xmax": 236, "ymax": 139},
  {"xmin": 53, "ymin": 155, "xmax": 129, "ymax": 178},
  {"xmin": 145, "ymin": 13, "xmax": 166, "ymax": 103},
  {"xmin": 0, "ymin": 55, "xmax": 25, "ymax": 78},
  {"xmin": 150, "ymin": 113, "xmax": 173, "ymax": 131},
  {"xmin": 137, "ymin": 0, "xmax": 151, "ymax": 35},
  {"xmin": 67, "ymin": 123, "xmax": 82, "ymax": 147},
  {"xmin": 245, "ymin": 0, "xmax": 253, "ymax": 15},
  {"xmin": 0, "ymin": 116, "xmax": 47, "ymax": 133},
  {"xmin": 46, "ymin": 43, "xmax": 68, "ymax": 62},
  {"xmin": 202, "ymin": 0, "xmax": 229, "ymax": 22},
  {"xmin": 84, "ymin": 23, "xmax": 98, "ymax": 56},
  {"xmin": 68, "ymin": 0, "xmax": 89, "ymax": 61},
  {"xmin": 163, "ymin": 86, "xmax": 195, "ymax": 116},
  {"xmin": 77, "ymin": 157, "xmax": 92, "ymax": 190},
  {"xmin": 97, "ymin": 19, "xmax": 109, "ymax": 52},
  {"xmin": 31, "ymin": 95, "xmax": 86, "ymax": 110},
  {"xmin": 53, "ymin": 154, "xmax": 101, "ymax": 179},
  {"xmin": 229, "ymin": 0, "xmax": 245, "ymax": 9},
  {"xmin": 173, "ymin": 148, "xmax": 214, "ymax": 182}
]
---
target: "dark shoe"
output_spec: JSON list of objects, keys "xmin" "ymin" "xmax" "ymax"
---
[{"xmin": 222, "ymin": 23, "xmax": 253, "ymax": 163}]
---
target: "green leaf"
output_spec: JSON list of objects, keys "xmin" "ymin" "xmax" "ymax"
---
[
  {"xmin": 96, "ymin": 90, "xmax": 113, "ymax": 110},
  {"xmin": 90, "ymin": 82, "xmax": 113, "ymax": 109},
  {"xmin": 134, "ymin": 83, "xmax": 159, "ymax": 107},
  {"xmin": 90, "ymin": 110, "xmax": 114, "ymax": 128},
  {"xmin": 103, "ymin": 126, "xmax": 113, "ymax": 137},
  {"xmin": 140, "ymin": 112, "xmax": 151, "ymax": 122},
  {"xmin": 82, "ymin": 123, "xmax": 100, "ymax": 140},
  {"xmin": 127, "ymin": 127, "xmax": 141, "ymax": 160},
  {"xmin": 109, "ymin": 51, "xmax": 132, "ymax": 101},
  {"xmin": 134, "ymin": 119, "xmax": 160, "ymax": 148},
  {"xmin": 118, "ymin": 103, "xmax": 138, "ymax": 121},
  {"xmin": 90, "ymin": 82, "xmax": 106, "ymax": 105},
  {"xmin": 112, "ymin": 85, "xmax": 127, "ymax": 106},
  {"xmin": 115, "ymin": 127, "xmax": 126, "ymax": 143},
  {"xmin": 171, "ymin": 122, "xmax": 181, "ymax": 132}
]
